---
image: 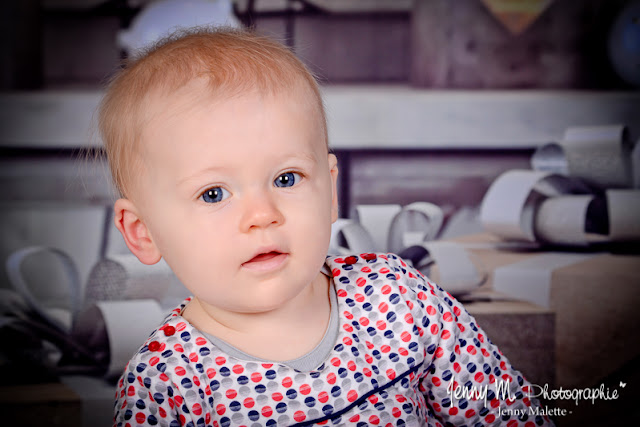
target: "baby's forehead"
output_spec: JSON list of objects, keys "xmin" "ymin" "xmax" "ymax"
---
[{"xmin": 141, "ymin": 76, "xmax": 324, "ymax": 135}]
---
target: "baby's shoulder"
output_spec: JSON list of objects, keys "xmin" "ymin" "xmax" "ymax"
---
[{"xmin": 326, "ymin": 252, "xmax": 441, "ymax": 297}]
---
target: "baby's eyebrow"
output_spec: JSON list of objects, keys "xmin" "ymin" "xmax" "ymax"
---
[{"xmin": 177, "ymin": 165, "xmax": 229, "ymax": 187}]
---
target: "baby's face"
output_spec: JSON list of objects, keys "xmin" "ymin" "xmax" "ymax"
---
[{"xmin": 132, "ymin": 80, "xmax": 338, "ymax": 314}]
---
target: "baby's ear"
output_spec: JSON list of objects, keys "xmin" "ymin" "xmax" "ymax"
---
[
  {"xmin": 328, "ymin": 153, "xmax": 339, "ymax": 222},
  {"xmin": 113, "ymin": 198, "xmax": 162, "ymax": 265}
]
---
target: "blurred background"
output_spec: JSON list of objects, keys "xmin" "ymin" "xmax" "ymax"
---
[{"xmin": 0, "ymin": 1, "xmax": 639, "ymax": 426}]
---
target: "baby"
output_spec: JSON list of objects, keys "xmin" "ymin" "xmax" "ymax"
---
[{"xmin": 101, "ymin": 28, "xmax": 552, "ymax": 426}]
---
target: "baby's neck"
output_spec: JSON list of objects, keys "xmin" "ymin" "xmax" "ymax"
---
[{"xmin": 182, "ymin": 272, "xmax": 331, "ymax": 361}]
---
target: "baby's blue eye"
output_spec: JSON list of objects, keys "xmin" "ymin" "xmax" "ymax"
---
[
  {"xmin": 201, "ymin": 187, "xmax": 229, "ymax": 203},
  {"xmin": 274, "ymin": 172, "xmax": 301, "ymax": 188}
]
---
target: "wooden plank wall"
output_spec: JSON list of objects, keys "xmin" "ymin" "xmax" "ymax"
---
[{"xmin": 410, "ymin": 0, "xmax": 631, "ymax": 88}]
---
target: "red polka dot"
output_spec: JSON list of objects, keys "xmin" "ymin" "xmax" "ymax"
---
[
  {"xmin": 347, "ymin": 390, "xmax": 358, "ymax": 402},
  {"xmin": 465, "ymin": 409, "xmax": 476, "ymax": 418},
  {"xmin": 381, "ymin": 285, "xmax": 392, "ymax": 295},
  {"xmin": 135, "ymin": 412, "xmax": 146, "ymax": 423},
  {"xmin": 282, "ymin": 377, "xmax": 293, "ymax": 387},
  {"xmin": 232, "ymin": 364, "xmax": 244, "ymax": 374},
  {"xmin": 173, "ymin": 343, "xmax": 183, "ymax": 353},
  {"xmin": 149, "ymin": 356, "xmax": 160, "ymax": 366},
  {"xmin": 216, "ymin": 404, "xmax": 226, "ymax": 415},
  {"xmin": 192, "ymin": 403, "xmax": 202, "ymax": 416},
  {"xmin": 376, "ymin": 320, "xmax": 387, "ymax": 330},
  {"xmin": 369, "ymin": 415, "xmax": 380, "ymax": 425},
  {"xmin": 441, "ymin": 330, "xmax": 451, "ymax": 340},
  {"xmin": 485, "ymin": 414, "xmax": 496, "ymax": 423},
  {"xmin": 251, "ymin": 372, "xmax": 262, "ymax": 382},
  {"xmin": 449, "ymin": 407, "xmax": 458, "ymax": 416},
  {"xmin": 319, "ymin": 391, "xmax": 329, "ymax": 403},
  {"xmin": 404, "ymin": 313, "xmax": 414, "ymax": 324},
  {"xmin": 435, "ymin": 347, "xmax": 444, "ymax": 358},
  {"xmin": 189, "ymin": 353, "xmax": 198, "ymax": 363},
  {"xmin": 195, "ymin": 337, "xmax": 207, "ymax": 346},
  {"xmin": 432, "ymin": 377, "xmax": 441, "ymax": 386},
  {"xmin": 356, "ymin": 277, "xmax": 367, "ymax": 287},
  {"xmin": 359, "ymin": 317, "xmax": 370, "ymax": 326},
  {"xmin": 225, "ymin": 389, "xmax": 237, "ymax": 399},
  {"xmin": 163, "ymin": 326, "xmax": 175, "ymax": 336},
  {"xmin": 261, "ymin": 406, "xmax": 273, "ymax": 417},
  {"xmin": 386, "ymin": 369, "xmax": 396, "ymax": 380},
  {"xmin": 148, "ymin": 341, "xmax": 160, "ymax": 352},
  {"xmin": 294, "ymin": 410, "xmax": 306, "ymax": 422},
  {"xmin": 174, "ymin": 367, "xmax": 186, "ymax": 376},
  {"xmin": 272, "ymin": 392, "xmax": 283, "ymax": 401},
  {"xmin": 430, "ymin": 324, "xmax": 439, "ymax": 335},
  {"xmin": 206, "ymin": 368, "xmax": 216, "ymax": 378},
  {"xmin": 379, "ymin": 302, "xmax": 389, "ymax": 313},
  {"xmin": 175, "ymin": 322, "xmax": 187, "ymax": 331},
  {"xmin": 243, "ymin": 397, "xmax": 255, "ymax": 408},
  {"xmin": 300, "ymin": 384, "xmax": 311, "ymax": 394}
]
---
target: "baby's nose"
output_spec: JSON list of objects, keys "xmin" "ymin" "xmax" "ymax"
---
[{"xmin": 239, "ymin": 192, "xmax": 285, "ymax": 231}]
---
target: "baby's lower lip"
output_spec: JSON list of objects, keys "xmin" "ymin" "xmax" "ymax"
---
[{"xmin": 242, "ymin": 251, "xmax": 288, "ymax": 272}]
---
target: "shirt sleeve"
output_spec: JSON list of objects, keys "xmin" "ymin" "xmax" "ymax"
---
[
  {"xmin": 386, "ymin": 254, "xmax": 554, "ymax": 427},
  {"xmin": 113, "ymin": 359, "xmax": 184, "ymax": 427}
]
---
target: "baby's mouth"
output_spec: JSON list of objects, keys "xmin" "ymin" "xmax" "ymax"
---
[{"xmin": 242, "ymin": 251, "xmax": 288, "ymax": 272}]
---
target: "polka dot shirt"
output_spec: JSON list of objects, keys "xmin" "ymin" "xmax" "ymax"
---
[{"xmin": 114, "ymin": 253, "xmax": 552, "ymax": 426}]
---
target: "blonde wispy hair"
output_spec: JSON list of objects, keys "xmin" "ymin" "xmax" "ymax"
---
[{"xmin": 98, "ymin": 27, "xmax": 327, "ymax": 198}]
